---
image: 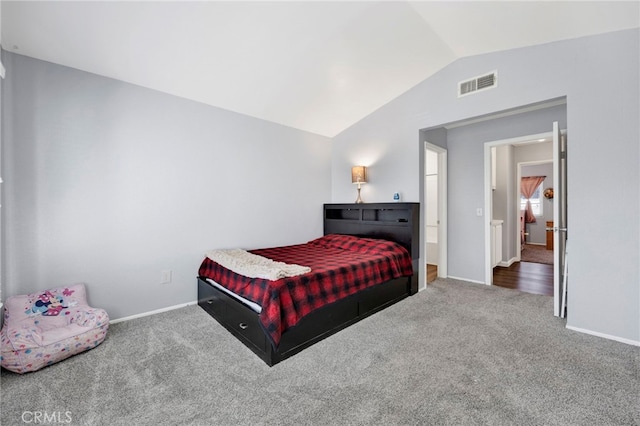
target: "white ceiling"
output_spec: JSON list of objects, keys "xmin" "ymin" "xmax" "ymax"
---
[{"xmin": 2, "ymin": 1, "xmax": 638, "ymax": 137}]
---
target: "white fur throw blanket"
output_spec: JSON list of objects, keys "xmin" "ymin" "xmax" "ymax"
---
[{"xmin": 206, "ymin": 249, "xmax": 311, "ymax": 281}]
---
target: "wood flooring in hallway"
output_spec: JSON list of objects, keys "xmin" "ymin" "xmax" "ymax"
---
[
  {"xmin": 427, "ymin": 264, "xmax": 437, "ymax": 283},
  {"xmin": 492, "ymin": 261, "xmax": 553, "ymax": 296}
]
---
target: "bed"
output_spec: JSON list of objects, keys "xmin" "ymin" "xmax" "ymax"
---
[{"xmin": 197, "ymin": 202, "xmax": 420, "ymax": 366}]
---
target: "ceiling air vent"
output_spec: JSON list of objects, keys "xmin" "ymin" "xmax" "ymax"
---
[{"xmin": 458, "ymin": 71, "xmax": 497, "ymax": 97}]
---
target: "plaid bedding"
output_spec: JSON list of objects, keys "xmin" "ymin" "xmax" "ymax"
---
[{"xmin": 198, "ymin": 234, "xmax": 413, "ymax": 347}]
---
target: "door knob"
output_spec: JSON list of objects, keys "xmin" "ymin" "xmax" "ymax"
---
[{"xmin": 546, "ymin": 227, "xmax": 567, "ymax": 232}]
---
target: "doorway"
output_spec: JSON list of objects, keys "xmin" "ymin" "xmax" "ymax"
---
[
  {"xmin": 484, "ymin": 124, "xmax": 568, "ymax": 316},
  {"xmin": 519, "ymin": 160, "xmax": 554, "ymax": 266},
  {"xmin": 493, "ymin": 158, "xmax": 555, "ymax": 296},
  {"xmin": 424, "ymin": 142, "xmax": 447, "ymax": 284}
]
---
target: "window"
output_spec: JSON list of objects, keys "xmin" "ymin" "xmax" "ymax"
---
[{"xmin": 521, "ymin": 184, "xmax": 543, "ymax": 216}]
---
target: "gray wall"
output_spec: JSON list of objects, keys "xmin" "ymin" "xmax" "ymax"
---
[
  {"xmin": 2, "ymin": 52, "xmax": 331, "ymax": 320},
  {"xmin": 422, "ymin": 106, "xmax": 565, "ymax": 279},
  {"xmin": 332, "ymin": 29, "xmax": 639, "ymax": 344},
  {"xmin": 443, "ymin": 105, "xmax": 566, "ymax": 282}
]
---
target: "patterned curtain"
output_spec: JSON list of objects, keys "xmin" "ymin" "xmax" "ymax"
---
[{"xmin": 521, "ymin": 176, "xmax": 546, "ymax": 223}]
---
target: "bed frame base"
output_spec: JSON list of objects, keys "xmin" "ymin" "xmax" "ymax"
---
[
  {"xmin": 198, "ymin": 202, "xmax": 420, "ymax": 366},
  {"xmin": 198, "ymin": 275, "xmax": 413, "ymax": 366}
]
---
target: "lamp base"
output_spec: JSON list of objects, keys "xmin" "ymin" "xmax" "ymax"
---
[{"xmin": 355, "ymin": 186, "xmax": 363, "ymax": 204}]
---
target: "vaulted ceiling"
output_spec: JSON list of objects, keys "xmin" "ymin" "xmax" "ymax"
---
[{"xmin": 2, "ymin": 1, "xmax": 638, "ymax": 137}]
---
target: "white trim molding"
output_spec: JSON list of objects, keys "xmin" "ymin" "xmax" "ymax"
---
[
  {"xmin": 447, "ymin": 275, "xmax": 486, "ymax": 285},
  {"xmin": 110, "ymin": 301, "xmax": 197, "ymax": 324},
  {"xmin": 566, "ymin": 325, "xmax": 640, "ymax": 347},
  {"xmin": 498, "ymin": 257, "xmax": 519, "ymax": 268}
]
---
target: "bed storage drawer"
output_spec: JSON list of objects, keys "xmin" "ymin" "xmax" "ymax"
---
[
  {"xmin": 226, "ymin": 301, "xmax": 267, "ymax": 353},
  {"xmin": 198, "ymin": 278, "xmax": 226, "ymax": 318},
  {"xmin": 278, "ymin": 298, "xmax": 358, "ymax": 355},
  {"xmin": 198, "ymin": 277, "xmax": 267, "ymax": 354},
  {"xmin": 358, "ymin": 277, "xmax": 409, "ymax": 314}
]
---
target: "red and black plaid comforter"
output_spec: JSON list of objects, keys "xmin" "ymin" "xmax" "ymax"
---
[{"xmin": 198, "ymin": 234, "xmax": 413, "ymax": 347}]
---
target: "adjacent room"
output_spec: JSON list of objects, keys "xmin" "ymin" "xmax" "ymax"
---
[{"xmin": 1, "ymin": 1, "xmax": 638, "ymax": 425}]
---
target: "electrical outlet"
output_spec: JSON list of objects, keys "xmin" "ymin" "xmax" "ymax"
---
[{"xmin": 160, "ymin": 270, "xmax": 172, "ymax": 284}]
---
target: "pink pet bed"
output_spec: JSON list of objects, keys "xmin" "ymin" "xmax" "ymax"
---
[{"xmin": 1, "ymin": 283, "xmax": 109, "ymax": 374}]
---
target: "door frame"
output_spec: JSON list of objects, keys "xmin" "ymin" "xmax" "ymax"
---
[
  {"xmin": 424, "ymin": 142, "xmax": 448, "ymax": 284},
  {"xmin": 483, "ymin": 131, "xmax": 555, "ymax": 286},
  {"xmin": 516, "ymin": 159, "xmax": 553, "ymax": 256},
  {"xmin": 484, "ymin": 128, "xmax": 567, "ymax": 314}
]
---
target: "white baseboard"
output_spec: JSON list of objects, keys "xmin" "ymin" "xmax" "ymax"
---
[
  {"xmin": 110, "ymin": 301, "xmax": 197, "ymax": 324},
  {"xmin": 498, "ymin": 257, "xmax": 518, "ymax": 267},
  {"xmin": 566, "ymin": 325, "xmax": 640, "ymax": 347},
  {"xmin": 447, "ymin": 275, "xmax": 487, "ymax": 285}
]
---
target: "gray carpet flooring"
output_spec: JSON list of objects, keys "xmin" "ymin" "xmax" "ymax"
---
[{"xmin": 2, "ymin": 278, "xmax": 638, "ymax": 425}]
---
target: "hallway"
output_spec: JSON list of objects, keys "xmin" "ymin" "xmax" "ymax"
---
[{"xmin": 493, "ymin": 262, "xmax": 553, "ymax": 296}]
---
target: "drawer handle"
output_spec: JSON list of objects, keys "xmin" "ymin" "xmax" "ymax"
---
[
  {"xmin": 207, "ymin": 300, "xmax": 213, "ymax": 304},
  {"xmin": 238, "ymin": 323, "xmax": 248, "ymax": 330}
]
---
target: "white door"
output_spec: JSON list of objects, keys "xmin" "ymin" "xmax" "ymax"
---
[{"xmin": 552, "ymin": 122, "xmax": 568, "ymax": 317}]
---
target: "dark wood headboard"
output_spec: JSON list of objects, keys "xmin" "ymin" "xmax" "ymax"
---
[{"xmin": 324, "ymin": 203, "xmax": 420, "ymax": 292}]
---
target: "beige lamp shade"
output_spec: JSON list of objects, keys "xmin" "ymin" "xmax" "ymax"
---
[{"xmin": 351, "ymin": 166, "xmax": 367, "ymax": 184}]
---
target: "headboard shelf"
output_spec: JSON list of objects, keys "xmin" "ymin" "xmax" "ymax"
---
[{"xmin": 325, "ymin": 208, "xmax": 361, "ymax": 221}]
